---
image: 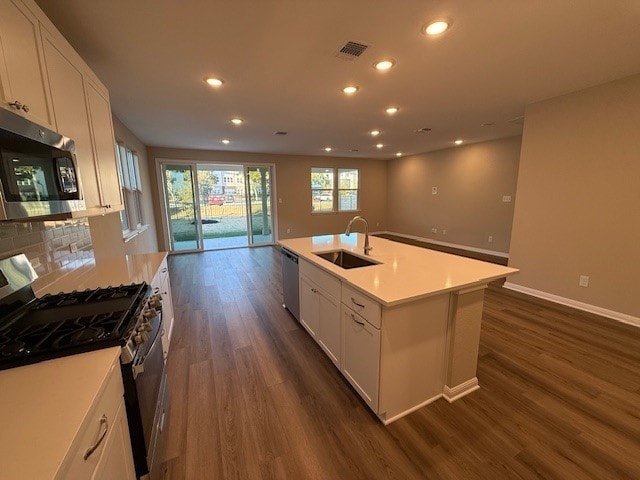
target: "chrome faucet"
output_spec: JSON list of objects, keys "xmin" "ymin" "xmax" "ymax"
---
[{"xmin": 345, "ymin": 216, "xmax": 372, "ymax": 255}]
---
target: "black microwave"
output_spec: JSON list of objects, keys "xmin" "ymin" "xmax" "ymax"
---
[{"xmin": 0, "ymin": 108, "xmax": 85, "ymax": 220}]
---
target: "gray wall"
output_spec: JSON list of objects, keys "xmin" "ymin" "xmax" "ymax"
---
[
  {"xmin": 386, "ymin": 136, "xmax": 521, "ymax": 253},
  {"xmin": 509, "ymin": 74, "xmax": 640, "ymax": 318}
]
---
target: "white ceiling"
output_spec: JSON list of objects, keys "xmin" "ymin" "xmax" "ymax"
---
[{"xmin": 35, "ymin": 0, "xmax": 640, "ymax": 159}]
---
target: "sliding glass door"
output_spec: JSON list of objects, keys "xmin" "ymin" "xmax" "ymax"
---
[
  {"xmin": 161, "ymin": 161, "xmax": 275, "ymax": 252},
  {"xmin": 163, "ymin": 164, "xmax": 201, "ymax": 251},
  {"xmin": 246, "ymin": 166, "xmax": 273, "ymax": 245}
]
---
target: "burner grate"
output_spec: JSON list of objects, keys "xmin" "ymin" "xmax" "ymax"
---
[{"xmin": 0, "ymin": 283, "xmax": 150, "ymax": 370}]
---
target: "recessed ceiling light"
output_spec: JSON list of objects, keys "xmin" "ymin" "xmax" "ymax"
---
[
  {"xmin": 385, "ymin": 106, "xmax": 399, "ymax": 115},
  {"xmin": 221, "ymin": 139, "xmax": 230, "ymax": 144},
  {"xmin": 324, "ymin": 147, "xmax": 332, "ymax": 152},
  {"xmin": 205, "ymin": 77, "xmax": 224, "ymax": 87},
  {"xmin": 231, "ymin": 118, "xmax": 243, "ymax": 125},
  {"xmin": 342, "ymin": 85, "xmax": 359, "ymax": 95},
  {"xmin": 374, "ymin": 59, "xmax": 395, "ymax": 71},
  {"xmin": 376, "ymin": 143, "xmax": 384, "ymax": 149},
  {"xmin": 423, "ymin": 20, "xmax": 451, "ymax": 36},
  {"xmin": 396, "ymin": 152, "xmax": 402, "ymax": 157},
  {"xmin": 370, "ymin": 130, "xmax": 381, "ymax": 136},
  {"xmin": 454, "ymin": 139, "xmax": 463, "ymax": 145}
]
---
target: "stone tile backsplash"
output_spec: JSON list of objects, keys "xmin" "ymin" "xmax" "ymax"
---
[{"xmin": 0, "ymin": 218, "xmax": 94, "ymax": 285}]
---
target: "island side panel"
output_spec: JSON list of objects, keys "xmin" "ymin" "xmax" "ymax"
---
[
  {"xmin": 378, "ymin": 294, "xmax": 449, "ymax": 423},
  {"xmin": 443, "ymin": 286, "xmax": 487, "ymax": 401}
]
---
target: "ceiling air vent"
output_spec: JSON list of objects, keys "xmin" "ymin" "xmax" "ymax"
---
[
  {"xmin": 335, "ymin": 41, "xmax": 369, "ymax": 61},
  {"xmin": 273, "ymin": 131, "xmax": 288, "ymax": 135},
  {"xmin": 415, "ymin": 127, "xmax": 432, "ymax": 133}
]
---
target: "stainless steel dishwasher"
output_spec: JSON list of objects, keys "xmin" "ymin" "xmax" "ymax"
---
[{"xmin": 281, "ymin": 247, "xmax": 300, "ymax": 321}]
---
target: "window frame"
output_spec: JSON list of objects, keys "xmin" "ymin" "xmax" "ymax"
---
[
  {"xmin": 311, "ymin": 167, "xmax": 359, "ymax": 213},
  {"xmin": 116, "ymin": 142, "xmax": 147, "ymax": 240}
]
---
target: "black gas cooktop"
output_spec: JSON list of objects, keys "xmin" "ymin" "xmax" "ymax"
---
[{"xmin": 0, "ymin": 283, "xmax": 150, "ymax": 370}]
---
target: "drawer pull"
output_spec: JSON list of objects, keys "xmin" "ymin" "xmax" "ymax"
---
[
  {"xmin": 84, "ymin": 415, "xmax": 108, "ymax": 460},
  {"xmin": 351, "ymin": 297, "xmax": 365, "ymax": 309},
  {"xmin": 162, "ymin": 268, "xmax": 168, "ymax": 273},
  {"xmin": 154, "ymin": 287, "xmax": 160, "ymax": 294},
  {"xmin": 350, "ymin": 313, "xmax": 365, "ymax": 326}
]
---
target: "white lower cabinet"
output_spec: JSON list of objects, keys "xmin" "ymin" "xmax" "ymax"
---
[
  {"xmin": 299, "ymin": 269, "xmax": 341, "ymax": 367},
  {"xmin": 91, "ymin": 401, "xmax": 136, "ymax": 480},
  {"xmin": 316, "ymin": 287, "xmax": 341, "ymax": 366},
  {"xmin": 299, "ymin": 274, "xmax": 319, "ymax": 338},
  {"xmin": 56, "ymin": 362, "xmax": 135, "ymax": 480},
  {"xmin": 342, "ymin": 305, "xmax": 380, "ymax": 410}
]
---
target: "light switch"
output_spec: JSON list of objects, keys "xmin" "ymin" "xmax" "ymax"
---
[{"xmin": 432, "ymin": 186, "xmax": 438, "ymax": 195}]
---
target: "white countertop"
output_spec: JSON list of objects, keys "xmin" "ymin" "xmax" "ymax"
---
[
  {"xmin": 0, "ymin": 252, "xmax": 168, "ymax": 479},
  {"xmin": 0, "ymin": 347, "xmax": 121, "ymax": 480},
  {"xmin": 279, "ymin": 234, "xmax": 518, "ymax": 306}
]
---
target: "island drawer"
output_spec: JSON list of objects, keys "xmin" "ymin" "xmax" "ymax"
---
[
  {"xmin": 342, "ymin": 284, "xmax": 381, "ymax": 329},
  {"xmin": 300, "ymin": 259, "xmax": 341, "ymax": 299}
]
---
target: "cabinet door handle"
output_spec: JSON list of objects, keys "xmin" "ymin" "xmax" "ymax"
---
[
  {"xmin": 8, "ymin": 100, "xmax": 23, "ymax": 110},
  {"xmin": 154, "ymin": 287, "xmax": 160, "ymax": 294},
  {"xmin": 162, "ymin": 268, "xmax": 168, "ymax": 273},
  {"xmin": 351, "ymin": 297, "xmax": 365, "ymax": 309},
  {"xmin": 350, "ymin": 313, "xmax": 365, "ymax": 326},
  {"xmin": 84, "ymin": 415, "xmax": 108, "ymax": 460},
  {"xmin": 21, "ymin": 104, "xmax": 29, "ymax": 112}
]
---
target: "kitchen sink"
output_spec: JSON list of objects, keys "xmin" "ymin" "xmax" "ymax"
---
[{"xmin": 314, "ymin": 250, "xmax": 380, "ymax": 269}]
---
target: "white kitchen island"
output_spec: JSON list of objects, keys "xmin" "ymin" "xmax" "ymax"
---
[{"xmin": 279, "ymin": 234, "xmax": 518, "ymax": 424}]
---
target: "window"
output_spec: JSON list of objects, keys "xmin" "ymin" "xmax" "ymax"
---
[
  {"xmin": 116, "ymin": 143, "xmax": 145, "ymax": 237},
  {"xmin": 311, "ymin": 167, "xmax": 359, "ymax": 212}
]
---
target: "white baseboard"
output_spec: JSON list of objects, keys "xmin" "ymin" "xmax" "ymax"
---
[
  {"xmin": 380, "ymin": 393, "xmax": 443, "ymax": 425},
  {"xmin": 443, "ymin": 377, "xmax": 480, "ymax": 403},
  {"xmin": 377, "ymin": 231, "xmax": 509, "ymax": 259},
  {"xmin": 503, "ymin": 282, "xmax": 640, "ymax": 328}
]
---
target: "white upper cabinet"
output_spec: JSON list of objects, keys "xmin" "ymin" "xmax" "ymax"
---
[
  {"xmin": 41, "ymin": 28, "xmax": 103, "ymax": 211},
  {"xmin": 0, "ymin": 0, "xmax": 55, "ymax": 128},
  {"xmin": 86, "ymin": 78, "xmax": 122, "ymax": 210},
  {"xmin": 0, "ymin": 0, "xmax": 124, "ymax": 215}
]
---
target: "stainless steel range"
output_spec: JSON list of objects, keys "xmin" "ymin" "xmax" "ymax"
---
[{"xmin": 0, "ymin": 254, "xmax": 168, "ymax": 479}]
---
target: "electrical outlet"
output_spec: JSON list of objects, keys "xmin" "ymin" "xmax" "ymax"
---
[
  {"xmin": 488, "ymin": 236, "xmax": 493, "ymax": 243},
  {"xmin": 432, "ymin": 186, "xmax": 438, "ymax": 195},
  {"xmin": 431, "ymin": 227, "xmax": 438, "ymax": 234},
  {"xmin": 69, "ymin": 242, "xmax": 78, "ymax": 253},
  {"xmin": 442, "ymin": 229, "xmax": 447, "ymax": 235},
  {"xmin": 278, "ymin": 198, "xmax": 282, "ymax": 204},
  {"xmin": 286, "ymin": 228, "xmax": 291, "ymax": 234},
  {"xmin": 502, "ymin": 195, "xmax": 512, "ymax": 202},
  {"xmin": 579, "ymin": 275, "xmax": 589, "ymax": 287},
  {"xmin": 376, "ymin": 222, "xmax": 380, "ymax": 227}
]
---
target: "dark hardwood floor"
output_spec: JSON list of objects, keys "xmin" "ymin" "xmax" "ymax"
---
[{"xmin": 156, "ymin": 246, "xmax": 640, "ymax": 479}]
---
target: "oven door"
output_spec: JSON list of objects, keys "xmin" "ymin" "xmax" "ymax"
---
[
  {"xmin": 132, "ymin": 309, "xmax": 165, "ymax": 452},
  {"xmin": 121, "ymin": 307, "xmax": 166, "ymax": 480}
]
